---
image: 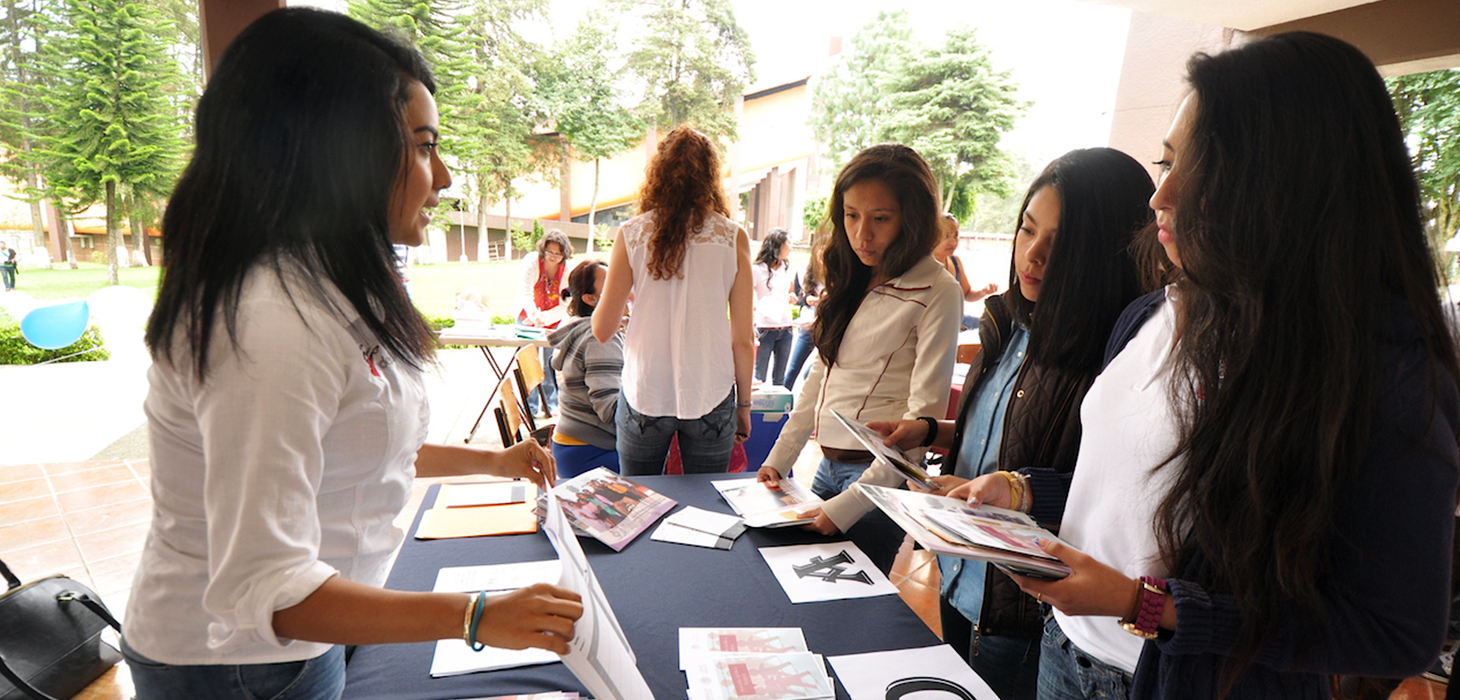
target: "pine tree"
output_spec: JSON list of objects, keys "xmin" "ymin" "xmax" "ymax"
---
[
  {"xmin": 612, "ymin": 0, "xmax": 754, "ymax": 146},
  {"xmin": 545, "ymin": 7, "xmax": 644, "ymax": 250},
  {"xmin": 0, "ymin": 0, "xmax": 56, "ymax": 260},
  {"xmin": 28, "ymin": 0, "xmax": 186, "ymax": 283}
]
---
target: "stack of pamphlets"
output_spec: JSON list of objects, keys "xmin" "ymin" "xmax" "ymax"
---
[
  {"xmin": 550, "ymin": 467, "xmax": 677, "ymax": 551},
  {"xmin": 857, "ymin": 483, "xmax": 1072, "ymax": 579},
  {"xmin": 414, "ymin": 481, "xmax": 539, "ymax": 539},
  {"xmin": 680, "ymin": 628, "xmax": 834, "ymax": 700},
  {"xmin": 711, "ymin": 478, "xmax": 822, "ymax": 528},
  {"xmin": 651, "ymin": 506, "xmax": 747, "ymax": 549}
]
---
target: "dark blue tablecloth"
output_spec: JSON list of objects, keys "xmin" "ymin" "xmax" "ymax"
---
[{"xmin": 341, "ymin": 472, "xmax": 941, "ymax": 700}]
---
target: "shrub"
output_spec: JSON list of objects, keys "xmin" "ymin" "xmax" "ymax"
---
[{"xmin": 0, "ymin": 320, "xmax": 109, "ymax": 364}]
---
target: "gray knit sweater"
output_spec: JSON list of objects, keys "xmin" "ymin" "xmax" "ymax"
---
[{"xmin": 548, "ymin": 317, "xmax": 624, "ymax": 450}]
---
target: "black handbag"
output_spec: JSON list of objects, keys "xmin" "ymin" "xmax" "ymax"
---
[{"xmin": 0, "ymin": 558, "xmax": 121, "ymax": 700}]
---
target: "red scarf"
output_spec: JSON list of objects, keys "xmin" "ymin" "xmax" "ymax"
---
[{"xmin": 526, "ymin": 254, "xmax": 564, "ymax": 328}]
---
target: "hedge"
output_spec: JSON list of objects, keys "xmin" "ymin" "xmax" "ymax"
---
[{"xmin": 0, "ymin": 320, "xmax": 109, "ymax": 364}]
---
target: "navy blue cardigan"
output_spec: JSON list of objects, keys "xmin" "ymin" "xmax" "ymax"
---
[{"xmin": 1028, "ymin": 290, "xmax": 1458, "ymax": 699}]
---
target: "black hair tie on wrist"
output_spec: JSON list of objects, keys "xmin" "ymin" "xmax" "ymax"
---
[{"xmin": 917, "ymin": 416, "xmax": 939, "ymax": 447}]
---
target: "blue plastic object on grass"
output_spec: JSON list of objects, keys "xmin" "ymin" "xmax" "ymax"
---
[{"xmin": 20, "ymin": 300, "xmax": 91, "ymax": 350}]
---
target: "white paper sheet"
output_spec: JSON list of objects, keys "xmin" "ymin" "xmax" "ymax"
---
[
  {"xmin": 651, "ymin": 521, "xmax": 736, "ymax": 549},
  {"xmin": 827, "ymin": 644, "xmax": 1001, "ymax": 700},
  {"xmin": 428, "ymin": 560, "xmax": 565, "ymax": 678},
  {"xmin": 432, "ymin": 560, "xmax": 562, "ymax": 594},
  {"xmin": 543, "ymin": 489, "xmax": 655, "ymax": 700},
  {"xmin": 757, "ymin": 542, "xmax": 898, "ymax": 604}
]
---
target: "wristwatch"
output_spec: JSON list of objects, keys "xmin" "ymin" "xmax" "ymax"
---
[{"xmin": 1119, "ymin": 575, "xmax": 1168, "ymax": 640}]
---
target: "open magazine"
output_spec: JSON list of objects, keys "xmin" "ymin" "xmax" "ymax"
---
[
  {"xmin": 711, "ymin": 478, "xmax": 822, "ymax": 528},
  {"xmin": 856, "ymin": 483, "xmax": 1072, "ymax": 580},
  {"xmin": 829, "ymin": 409, "xmax": 935, "ymax": 490},
  {"xmin": 551, "ymin": 468, "xmax": 677, "ymax": 551}
]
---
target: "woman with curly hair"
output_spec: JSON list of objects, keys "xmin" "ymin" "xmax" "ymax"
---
[{"xmin": 593, "ymin": 127, "xmax": 755, "ymax": 475}]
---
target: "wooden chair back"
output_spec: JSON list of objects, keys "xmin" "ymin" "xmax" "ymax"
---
[
  {"xmin": 496, "ymin": 376, "xmax": 526, "ymax": 446},
  {"xmin": 956, "ymin": 343, "xmax": 981, "ymax": 365}
]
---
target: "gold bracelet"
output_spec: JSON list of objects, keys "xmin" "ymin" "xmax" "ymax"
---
[
  {"xmin": 1000, "ymin": 471, "xmax": 1022, "ymax": 511},
  {"xmin": 462, "ymin": 593, "xmax": 478, "ymax": 645}
]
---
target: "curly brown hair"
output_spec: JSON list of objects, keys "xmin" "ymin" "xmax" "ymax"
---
[{"xmin": 636, "ymin": 127, "xmax": 730, "ymax": 280}]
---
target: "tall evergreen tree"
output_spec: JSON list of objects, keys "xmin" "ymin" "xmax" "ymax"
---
[
  {"xmin": 612, "ymin": 0, "xmax": 754, "ymax": 146},
  {"xmin": 809, "ymin": 17, "xmax": 1024, "ymax": 221},
  {"xmin": 545, "ymin": 7, "xmax": 644, "ymax": 250},
  {"xmin": 0, "ymin": 0, "xmax": 54, "ymax": 258},
  {"xmin": 1389, "ymin": 69, "xmax": 1460, "ymax": 268},
  {"xmin": 28, "ymin": 0, "xmax": 186, "ymax": 283}
]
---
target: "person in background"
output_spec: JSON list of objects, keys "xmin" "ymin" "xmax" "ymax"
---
[
  {"xmin": 592, "ymin": 126, "xmax": 755, "ymax": 476},
  {"xmin": 864, "ymin": 148, "xmax": 1156, "ymax": 699},
  {"xmin": 783, "ymin": 236, "xmax": 824, "ymax": 392},
  {"xmin": 548, "ymin": 258, "xmax": 623, "ymax": 478},
  {"xmin": 392, "ymin": 243, "xmax": 411, "ymax": 297},
  {"xmin": 955, "ymin": 32, "xmax": 1459, "ymax": 700},
  {"xmin": 0, "ymin": 240, "xmax": 16, "ymax": 291},
  {"xmin": 126, "ymin": 9, "xmax": 580, "ymax": 699},
  {"xmin": 756, "ymin": 143, "xmax": 963, "ymax": 573},
  {"xmin": 934, "ymin": 214, "xmax": 996, "ymax": 331},
  {"xmin": 516, "ymin": 229, "xmax": 573, "ymax": 415},
  {"xmin": 752, "ymin": 227, "xmax": 796, "ymax": 386}
]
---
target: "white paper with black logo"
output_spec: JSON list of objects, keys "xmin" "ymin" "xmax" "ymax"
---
[{"xmin": 756, "ymin": 542, "xmax": 898, "ymax": 604}]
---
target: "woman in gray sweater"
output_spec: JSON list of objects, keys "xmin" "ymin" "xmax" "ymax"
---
[{"xmin": 548, "ymin": 259, "xmax": 624, "ymax": 477}]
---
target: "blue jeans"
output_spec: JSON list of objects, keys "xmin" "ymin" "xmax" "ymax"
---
[
  {"xmin": 526, "ymin": 346, "xmax": 559, "ymax": 415},
  {"xmin": 783, "ymin": 328, "xmax": 815, "ymax": 391},
  {"xmin": 122, "ymin": 638, "xmax": 346, "ymax": 700},
  {"xmin": 615, "ymin": 391, "xmax": 736, "ymax": 476},
  {"xmin": 1037, "ymin": 616, "xmax": 1132, "ymax": 700},
  {"xmin": 810, "ymin": 457, "xmax": 906, "ymax": 574},
  {"xmin": 1, "ymin": 265, "xmax": 13, "ymax": 290},
  {"xmin": 551, "ymin": 440, "xmax": 620, "ymax": 479},
  {"xmin": 755, "ymin": 327, "xmax": 793, "ymax": 385}
]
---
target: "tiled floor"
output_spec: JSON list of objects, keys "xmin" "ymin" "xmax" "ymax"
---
[{"xmin": 3, "ymin": 458, "xmax": 1447, "ymax": 700}]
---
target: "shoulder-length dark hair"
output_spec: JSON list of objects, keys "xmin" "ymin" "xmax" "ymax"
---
[
  {"xmin": 146, "ymin": 8, "xmax": 436, "ymax": 378},
  {"xmin": 755, "ymin": 228, "xmax": 790, "ymax": 270},
  {"xmin": 1005, "ymin": 148, "xmax": 1154, "ymax": 372},
  {"xmin": 636, "ymin": 126, "xmax": 729, "ymax": 280},
  {"xmin": 1156, "ymin": 32, "xmax": 1460, "ymax": 693},
  {"xmin": 814, "ymin": 144, "xmax": 941, "ymax": 364}
]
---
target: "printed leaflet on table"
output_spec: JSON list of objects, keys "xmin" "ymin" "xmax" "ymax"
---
[
  {"xmin": 711, "ymin": 478, "xmax": 821, "ymax": 528},
  {"xmin": 757, "ymin": 542, "xmax": 899, "ymax": 604},
  {"xmin": 856, "ymin": 483, "xmax": 1071, "ymax": 580},
  {"xmin": 550, "ymin": 467, "xmax": 677, "ymax": 551},
  {"xmin": 680, "ymin": 628, "xmax": 830, "ymax": 700},
  {"xmin": 651, "ymin": 506, "xmax": 747, "ymax": 549}
]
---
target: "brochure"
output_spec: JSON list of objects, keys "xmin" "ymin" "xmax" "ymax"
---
[
  {"xmin": 678, "ymin": 628, "xmax": 809, "ymax": 669},
  {"xmin": 551, "ymin": 467, "xmax": 677, "ymax": 551},
  {"xmin": 683, "ymin": 652, "xmax": 834, "ymax": 700},
  {"xmin": 856, "ymin": 483, "xmax": 1072, "ymax": 580},
  {"xmin": 651, "ymin": 506, "xmax": 746, "ymax": 549},
  {"xmin": 828, "ymin": 409, "xmax": 935, "ymax": 490},
  {"xmin": 711, "ymin": 478, "xmax": 822, "ymax": 529},
  {"xmin": 542, "ymin": 489, "xmax": 655, "ymax": 699}
]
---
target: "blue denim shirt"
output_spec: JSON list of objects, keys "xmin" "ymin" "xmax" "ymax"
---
[{"xmin": 938, "ymin": 324, "xmax": 1028, "ymax": 622}]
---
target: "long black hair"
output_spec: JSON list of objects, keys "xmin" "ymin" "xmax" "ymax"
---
[
  {"xmin": 1005, "ymin": 148, "xmax": 1153, "ymax": 372},
  {"xmin": 146, "ymin": 8, "xmax": 437, "ymax": 378},
  {"xmin": 1155, "ymin": 32, "xmax": 1460, "ymax": 693},
  {"xmin": 755, "ymin": 228, "xmax": 790, "ymax": 271},
  {"xmin": 814, "ymin": 144, "xmax": 941, "ymax": 365}
]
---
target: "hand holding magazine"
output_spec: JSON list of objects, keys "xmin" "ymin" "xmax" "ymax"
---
[
  {"xmin": 711, "ymin": 478, "xmax": 822, "ymax": 528},
  {"xmin": 856, "ymin": 483, "xmax": 1072, "ymax": 580},
  {"xmin": 829, "ymin": 409, "xmax": 935, "ymax": 490}
]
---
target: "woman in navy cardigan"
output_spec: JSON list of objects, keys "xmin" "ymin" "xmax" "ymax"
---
[{"xmin": 955, "ymin": 31, "xmax": 1459, "ymax": 700}]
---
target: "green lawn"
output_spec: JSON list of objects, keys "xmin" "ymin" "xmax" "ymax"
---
[{"xmin": 4, "ymin": 251, "xmax": 808, "ymax": 325}]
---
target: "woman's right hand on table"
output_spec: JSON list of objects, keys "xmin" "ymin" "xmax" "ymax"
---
[
  {"xmin": 478, "ymin": 583, "xmax": 583, "ymax": 654},
  {"xmin": 863, "ymin": 419, "xmax": 929, "ymax": 451},
  {"xmin": 947, "ymin": 472, "xmax": 1013, "ymax": 509}
]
